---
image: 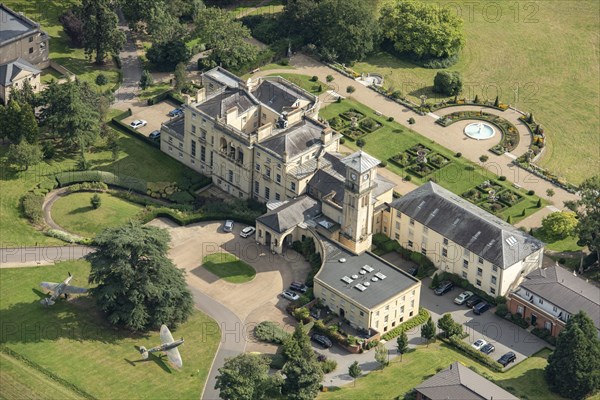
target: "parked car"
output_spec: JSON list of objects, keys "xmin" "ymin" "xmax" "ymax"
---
[
  {"xmin": 453, "ymin": 290, "xmax": 474, "ymax": 305},
  {"xmin": 281, "ymin": 290, "xmax": 300, "ymax": 301},
  {"xmin": 290, "ymin": 282, "xmax": 308, "ymax": 293},
  {"xmin": 473, "ymin": 301, "xmax": 492, "ymax": 315},
  {"xmin": 223, "ymin": 220, "xmax": 234, "ymax": 233},
  {"xmin": 498, "ymin": 351, "xmax": 517, "ymax": 367},
  {"xmin": 239, "ymin": 226, "xmax": 256, "ymax": 238},
  {"xmin": 466, "ymin": 295, "xmax": 483, "ymax": 308},
  {"xmin": 310, "ymin": 308, "xmax": 320, "ymax": 320},
  {"xmin": 471, "ymin": 339, "xmax": 487, "ymax": 351},
  {"xmin": 481, "ymin": 343, "xmax": 495, "ymax": 354},
  {"xmin": 434, "ymin": 281, "xmax": 453, "ymax": 295},
  {"xmin": 129, "ymin": 119, "xmax": 147, "ymax": 129},
  {"xmin": 315, "ymin": 351, "xmax": 327, "ymax": 362},
  {"xmin": 168, "ymin": 108, "xmax": 183, "ymax": 117},
  {"xmin": 408, "ymin": 266, "xmax": 418, "ymax": 276},
  {"xmin": 311, "ymin": 334, "xmax": 332, "ymax": 348},
  {"xmin": 149, "ymin": 130, "xmax": 161, "ymax": 140}
]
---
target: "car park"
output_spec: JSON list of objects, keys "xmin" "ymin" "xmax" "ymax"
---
[
  {"xmin": 239, "ymin": 226, "xmax": 256, "ymax": 238},
  {"xmin": 465, "ymin": 295, "xmax": 483, "ymax": 308},
  {"xmin": 281, "ymin": 290, "xmax": 300, "ymax": 301},
  {"xmin": 290, "ymin": 282, "xmax": 308, "ymax": 293},
  {"xmin": 481, "ymin": 343, "xmax": 495, "ymax": 354},
  {"xmin": 471, "ymin": 339, "xmax": 487, "ymax": 350},
  {"xmin": 168, "ymin": 108, "xmax": 183, "ymax": 117},
  {"xmin": 149, "ymin": 130, "xmax": 160, "ymax": 140},
  {"xmin": 453, "ymin": 290, "xmax": 473, "ymax": 305},
  {"xmin": 434, "ymin": 281, "xmax": 453, "ymax": 295},
  {"xmin": 223, "ymin": 220, "xmax": 234, "ymax": 233},
  {"xmin": 473, "ymin": 301, "xmax": 492, "ymax": 315},
  {"xmin": 129, "ymin": 119, "xmax": 147, "ymax": 129},
  {"xmin": 498, "ymin": 351, "xmax": 516, "ymax": 366},
  {"xmin": 311, "ymin": 334, "xmax": 332, "ymax": 348}
]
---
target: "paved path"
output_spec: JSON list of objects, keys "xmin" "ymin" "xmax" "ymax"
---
[
  {"xmin": 0, "ymin": 246, "xmax": 94, "ymax": 268},
  {"xmin": 253, "ymin": 54, "xmax": 579, "ymax": 217},
  {"xmin": 114, "ymin": 10, "xmax": 143, "ymax": 108}
]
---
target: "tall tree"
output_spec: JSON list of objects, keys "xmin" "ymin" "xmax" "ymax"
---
[
  {"xmin": 9, "ymin": 80, "xmax": 37, "ymax": 108},
  {"xmin": 281, "ymin": 325, "xmax": 323, "ymax": 400},
  {"xmin": 348, "ymin": 361, "xmax": 361, "ymax": 387},
  {"xmin": 437, "ymin": 314, "xmax": 462, "ymax": 338},
  {"xmin": 215, "ymin": 353, "xmax": 283, "ymax": 400},
  {"xmin": 81, "ymin": 0, "xmax": 125, "ymax": 64},
  {"xmin": 433, "ymin": 71, "xmax": 463, "ymax": 96},
  {"xmin": 147, "ymin": 1, "xmax": 186, "ymax": 44},
  {"xmin": 86, "ymin": 223, "xmax": 194, "ymax": 331},
  {"xmin": 174, "ymin": 63, "xmax": 188, "ymax": 92},
  {"xmin": 421, "ymin": 316, "xmax": 436, "ymax": 346},
  {"xmin": 374, "ymin": 342, "xmax": 388, "ymax": 368},
  {"xmin": 380, "ymin": 0, "xmax": 465, "ymax": 60},
  {"xmin": 1, "ymin": 101, "xmax": 38, "ymax": 144},
  {"xmin": 6, "ymin": 141, "xmax": 43, "ymax": 170},
  {"xmin": 541, "ymin": 211, "xmax": 578, "ymax": 240},
  {"xmin": 545, "ymin": 312, "xmax": 600, "ymax": 399},
  {"xmin": 396, "ymin": 331, "xmax": 409, "ymax": 360},
  {"xmin": 567, "ymin": 176, "xmax": 600, "ymax": 263},
  {"xmin": 282, "ymin": 0, "xmax": 318, "ymax": 40}
]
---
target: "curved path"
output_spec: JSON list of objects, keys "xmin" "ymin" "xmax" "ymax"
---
[{"xmin": 253, "ymin": 54, "xmax": 579, "ymax": 211}]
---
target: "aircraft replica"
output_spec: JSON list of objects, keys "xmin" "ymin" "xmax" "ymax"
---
[
  {"xmin": 139, "ymin": 325, "xmax": 184, "ymax": 369},
  {"xmin": 40, "ymin": 272, "xmax": 88, "ymax": 306}
]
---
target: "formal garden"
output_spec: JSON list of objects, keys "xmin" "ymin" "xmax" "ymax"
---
[
  {"xmin": 390, "ymin": 143, "xmax": 452, "ymax": 179},
  {"xmin": 328, "ymin": 108, "xmax": 383, "ymax": 141},
  {"xmin": 462, "ymin": 180, "xmax": 525, "ymax": 217}
]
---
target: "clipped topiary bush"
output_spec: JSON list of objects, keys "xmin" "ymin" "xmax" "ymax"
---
[{"xmin": 254, "ymin": 321, "xmax": 290, "ymax": 344}]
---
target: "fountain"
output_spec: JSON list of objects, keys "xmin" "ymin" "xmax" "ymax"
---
[
  {"xmin": 350, "ymin": 117, "xmax": 358, "ymax": 129},
  {"xmin": 416, "ymin": 150, "xmax": 427, "ymax": 164},
  {"xmin": 464, "ymin": 122, "xmax": 496, "ymax": 140}
]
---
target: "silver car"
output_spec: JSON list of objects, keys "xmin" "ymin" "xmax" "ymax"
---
[
  {"xmin": 223, "ymin": 220, "xmax": 234, "ymax": 232},
  {"xmin": 129, "ymin": 119, "xmax": 147, "ymax": 129}
]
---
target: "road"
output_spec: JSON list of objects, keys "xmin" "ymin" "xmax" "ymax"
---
[{"xmin": 114, "ymin": 10, "xmax": 143, "ymax": 107}]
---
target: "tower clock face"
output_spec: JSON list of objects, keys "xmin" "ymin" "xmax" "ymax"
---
[
  {"xmin": 351, "ymin": 173, "xmax": 357, "ymax": 181},
  {"xmin": 362, "ymin": 174, "xmax": 368, "ymax": 181}
]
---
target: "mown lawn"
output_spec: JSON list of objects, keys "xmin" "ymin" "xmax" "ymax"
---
[
  {"xmin": 319, "ymin": 344, "xmax": 563, "ymax": 400},
  {"xmin": 270, "ymin": 73, "xmax": 329, "ymax": 95},
  {"xmin": 229, "ymin": 0, "xmax": 284, "ymax": 18},
  {"xmin": 5, "ymin": 0, "xmax": 120, "ymax": 92},
  {"xmin": 352, "ymin": 0, "xmax": 599, "ymax": 185},
  {"xmin": 533, "ymin": 228, "xmax": 583, "ymax": 253},
  {"xmin": 0, "ymin": 261, "xmax": 220, "ymax": 400},
  {"xmin": 51, "ymin": 192, "xmax": 143, "ymax": 238},
  {"xmin": 320, "ymin": 99, "xmax": 545, "ymax": 222},
  {"xmin": 202, "ymin": 253, "xmax": 256, "ymax": 283}
]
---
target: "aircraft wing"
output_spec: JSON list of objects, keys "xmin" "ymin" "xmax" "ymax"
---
[
  {"xmin": 160, "ymin": 325, "xmax": 175, "ymax": 345},
  {"xmin": 63, "ymin": 285, "xmax": 88, "ymax": 294},
  {"xmin": 166, "ymin": 347, "xmax": 183, "ymax": 369},
  {"xmin": 40, "ymin": 282, "xmax": 59, "ymax": 291}
]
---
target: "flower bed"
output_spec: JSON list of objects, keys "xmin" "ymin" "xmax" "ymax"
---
[
  {"xmin": 407, "ymin": 143, "xmax": 433, "ymax": 156},
  {"xmin": 429, "ymin": 99, "xmax": 509, "ymax": 112},
  {"xmin": 477, "ymin": 180, "xmax": 503, "ymax": 194},
  {"xmin": 498, "ymin": 189, "xmax": 523, "ymax": 206},
  {"xmin": 408, "ymin": 163, "xmax": 436, "ymax": 178},
  {"xmin": 359, "ymin": 117, "xmax": 382, "ymax": 133},
  {"xmin": 342, "ymin": 127, "xmax": 367, "ymax": 140},
  {"xmin": 390, "ymin": 152, "xmax": 413, "ymax": 168},
  {"xmin": 479, "ymin": 200, "xmax": 507, "ymax": 214},
  {"xmin": 513, "ymin": 158, "xmax": 579, "ymax": 194},
  {"xmin": 367, "ymin": 84, "xmax": 425, "ymax": 116},
  {"xmin": 462, "ymin": 188, "xmax": 485, "ymax": 203},
  {"xmin": 428, "ymin": 153, "xmax": 451, "ymax": 169},
  {"xmin": 328, "ymin": 116, "xmax": 346, "ymax": 130},
  {"xmin": 340, "ymin": 108, "xmax": 365, "ymax": 121}
]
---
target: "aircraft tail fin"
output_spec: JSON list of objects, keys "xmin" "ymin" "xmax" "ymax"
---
[
  {"xmin": 139, "ymin": 346, "xmax": 148, "ymax": 359},
  {"xmin": 68, "ymin": 272, "xmax": 72, "ymax": 277},
  {"xmin": 40, "ymin": 298, "xmax": 55, "ymax": 307}
]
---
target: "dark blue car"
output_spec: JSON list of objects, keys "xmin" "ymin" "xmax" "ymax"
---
[{"xmin": 473, "ymin": 301, "xmax": 492, "ymax": 315}]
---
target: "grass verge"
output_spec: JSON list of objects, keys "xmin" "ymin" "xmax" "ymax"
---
[{"xmin": 202, "ymin": 253, "xmax": 256, "ymax": 283}]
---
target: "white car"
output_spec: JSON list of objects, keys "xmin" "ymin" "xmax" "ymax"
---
[
  {"xmin": 240, "ymin": 226, "xmax": 256, "ymax": 238},
  {"xmin": 472, "ymin": 339, "xmax": 488, "ymax": 351},
  {"xmin": 281, "ymin": 290, "xmax": 300, "ymax": 301},
  {"xmin": 130, "ymin": 119, "xmax": 147, "ymax": 129},
  {"xmin": 454, "ymin": 290, "xmax": 474, "ymax": 305}
]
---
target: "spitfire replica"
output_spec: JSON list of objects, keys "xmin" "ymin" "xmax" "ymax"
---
[
  {"xmin": 40, "ymin": 272, "xmax": 87, "ymax": 306},
  {"xmin": 139, "ymin": 325, "xmax": 184, "ymax": 369}
]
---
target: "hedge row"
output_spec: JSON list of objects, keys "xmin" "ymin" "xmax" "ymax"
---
[
  {"xmin": 438, "ymin": 334, "xmax": 504, "ymax": 372},
  {"xmin": 254, "ymin": 321, "xmax": 290, "ymax": 345},
  {"xmin": 55, "ymin": 171, "xmax": 147, "ymax": 194},
  {"xmin": 20, "ymin": 192, "xmax": 44, "ymax": 224},
  {"xmin": 147, "ymin": 90, "xmax": 184, "ymax": 106},
  {"xmin": 135, "ymin": 207, "xmax": 257, "ymax": 227},
  {"xmin": 0, "ymin": 345, "xmax": 97, "ymax": 399},
  {"xmin": 381, "ymin": 308, "xmax": 430, "ymax": 341}
]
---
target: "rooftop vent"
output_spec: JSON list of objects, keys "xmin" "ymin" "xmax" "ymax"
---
[
  {"xmin": 351, "ymin": 274, "xmax": 359, "ymax": 279},
  {"xmin": 339, "ymin": 258, "xmax": 347, "ymax": 263},
  {"xmin": 371, "ymin": 277, "xmax": 379, "ymax": 282},
  {"xmin": 354, "ymin": 283, "xmax": 367, "ymax": 292},
  {"xmin": 359, "ymin": 270, "xmax": 367, "ymax": 275},
  {"xmin": 452, "ymin": 217, "xmax": 461, "ymax": 226},
  {"xmin": 375, "ymin": 272, "xmax": 387, "ymax": 280},
  {"xmin": 362, "ymin": 265, "xmax": 374, "ymax": 273},
  {"xmin": 363, "ymin": 281, "xmax": 371, "ymax": 287},
  {"xmin": 341, "ymin": 276, "xmax": 353, "ymax": 284},
  {"xmin": 505, "ymin": 236, "xmax": 518, "ymax": 246}
]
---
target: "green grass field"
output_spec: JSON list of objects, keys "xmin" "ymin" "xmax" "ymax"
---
[
  {"xmin": 0, "ymin": 261, "xmax": 220, "ymax": 400},
  {"xmin": 202, "ymin": 253, "xmax": 256, "ymax": 283},
  {"xmin": 269, "ymin": 73, "xmax": 329, "ymax": 95},
  {"xmin": 51, "ymin": 192, "xmax": 143, "ymax": 237},
  {"xmin": 352, "ymin": 0, "xmax": 599, "ymax": 185},
  {"xmin": 5, "ymin": 0, "xmax": 120, "ymax": 91},
  {"xmin": 319, "ymin": 344, "xmax": 562, "ymax": 400},
  {"xmin": 533, "ymin": 228, "xmax": 583, "ymax": 253},
  {"xmin": 320, "ymin": 99, "xmax": 546, "ymax": 222},
  {"xmin": 0, "ymin": 127, "xmax": 200, "ymax": 247}
]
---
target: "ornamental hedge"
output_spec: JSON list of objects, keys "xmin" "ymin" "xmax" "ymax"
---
[{"xmin": 381, "ymin": 308, "xmax": 429, "ymax": 341}]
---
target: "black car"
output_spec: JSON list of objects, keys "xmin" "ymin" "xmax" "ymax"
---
[
  {"xmin": 290, "ymin": 282, "xmax": 308, "ymax": 293},
  {"xmin": 310, "ymin": 308, "xmax": 320, "ymax": 320},
  {"xmin": 466, "ymin": 295, "xmax": 483, "ymax": 308},
  {"xmin": 498, "ymin": 351, "xmax": 517, "ymax": 367},
  {"xmin": 311, "ymin": 334, "xmax": 332, "ymax": 348},
  {"xmin": 408, "ymin": 266, "xmax": 418, "ymax": 276},
  {"xmin": 480, "ymin": 343, "xmax": 495, "ymax": 354},
  {"xmin": 434, "ymin": 281, "xmax": 453, "ymax": 295},
  {"xmin": 473, "ymin": 301, "xmax": 492, "ymax": 315},
  {"xmin": 149, "ymin": 130, "xmax": 161, "ymax": 140}
]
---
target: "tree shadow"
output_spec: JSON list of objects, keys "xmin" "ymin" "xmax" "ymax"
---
[
  {"xmin": 125, "ymin": 346, "xmax": 173, "ymax": 374},
  {"xmin": 68, "ymin": 206, "xmax": 94, "ymax": 215}
]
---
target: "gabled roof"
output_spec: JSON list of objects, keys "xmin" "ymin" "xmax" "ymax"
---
[
  {"xmin": 252, "ymin": 79, "xmax": 311, "ymax": 114},
  {"xmin": 415, "ymin": 362, "xmax": 518, "ymax": 400},
  {"xmin": 259, "ymin": 118, "xmax": 323, "ymax": 159},
  {"xmin": 0, "ymin": 57, "xmax": 40, "ymax": 86},
  {"xmin": 519, "ymin": 265, "xmax": 600, "ymax": 330},
  {"xmin": 0, "ymin": 4, "xmax": 39, "ymax": 44},
  {"xmin": 341, "ymin": 150, "xmax": 380, "ymax": 174},
  {"xmin": 390, "ymin": 182, "xmax": 543, "ymax": 269},
  {"xmin": 256, "ymin": 195, "xmax": 321, "ymax": 234}
]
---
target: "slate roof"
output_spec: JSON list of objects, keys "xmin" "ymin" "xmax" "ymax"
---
[
  {"xmin": 390, "ymin": 182, "xmax": 543, "ymax": 269},
  {"xmin": 259, "ymin": 118, "xmax": 323, "ymax": 159},
  {"xmin": 0, "ymin": 4, "xmax": 39, "ymax": 43},
  {"xmin": 0, "ymin": 57, "xmax": 40, "ymax": 86},
  {"xmin": 252, "ymin": 79, "xmax": 311, "ymax": 114},
  {"xmin": 519, "ymin": 265, "xmax": 600, "ymax": 330},
  {"xmin": 203, "ymin": 67, "xmax": 243, "ymax": 89},
  {"xmin": 256, "ymin": 195, "xmax": 321, "ymax": 234},
  {"xmin": 197, "ymin": 88, "xmax": 257, "ymax": 119},
  {"xmin": 163, "ymin": 116, "xmax": 185, "ymax": 141},
  {"xmin": 316, "ymin": 240, "xmax": 419, "ymax": 309},
  {"xmin": 415, "ymin": 362, "xmax": 518, "ymax": 400},
  {"xmin": 341, "ymin": 150, "xmax": 380, "ymax": 174}
]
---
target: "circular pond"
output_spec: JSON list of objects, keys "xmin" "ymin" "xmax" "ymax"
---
[{"xmin": 464, "ymin": 122, "xmax": 496, "ymax": 140}]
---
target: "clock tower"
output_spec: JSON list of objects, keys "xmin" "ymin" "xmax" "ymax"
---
[{"xmin": 339, "ymin": 150, "xmax": 380, "ymax": 254}]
